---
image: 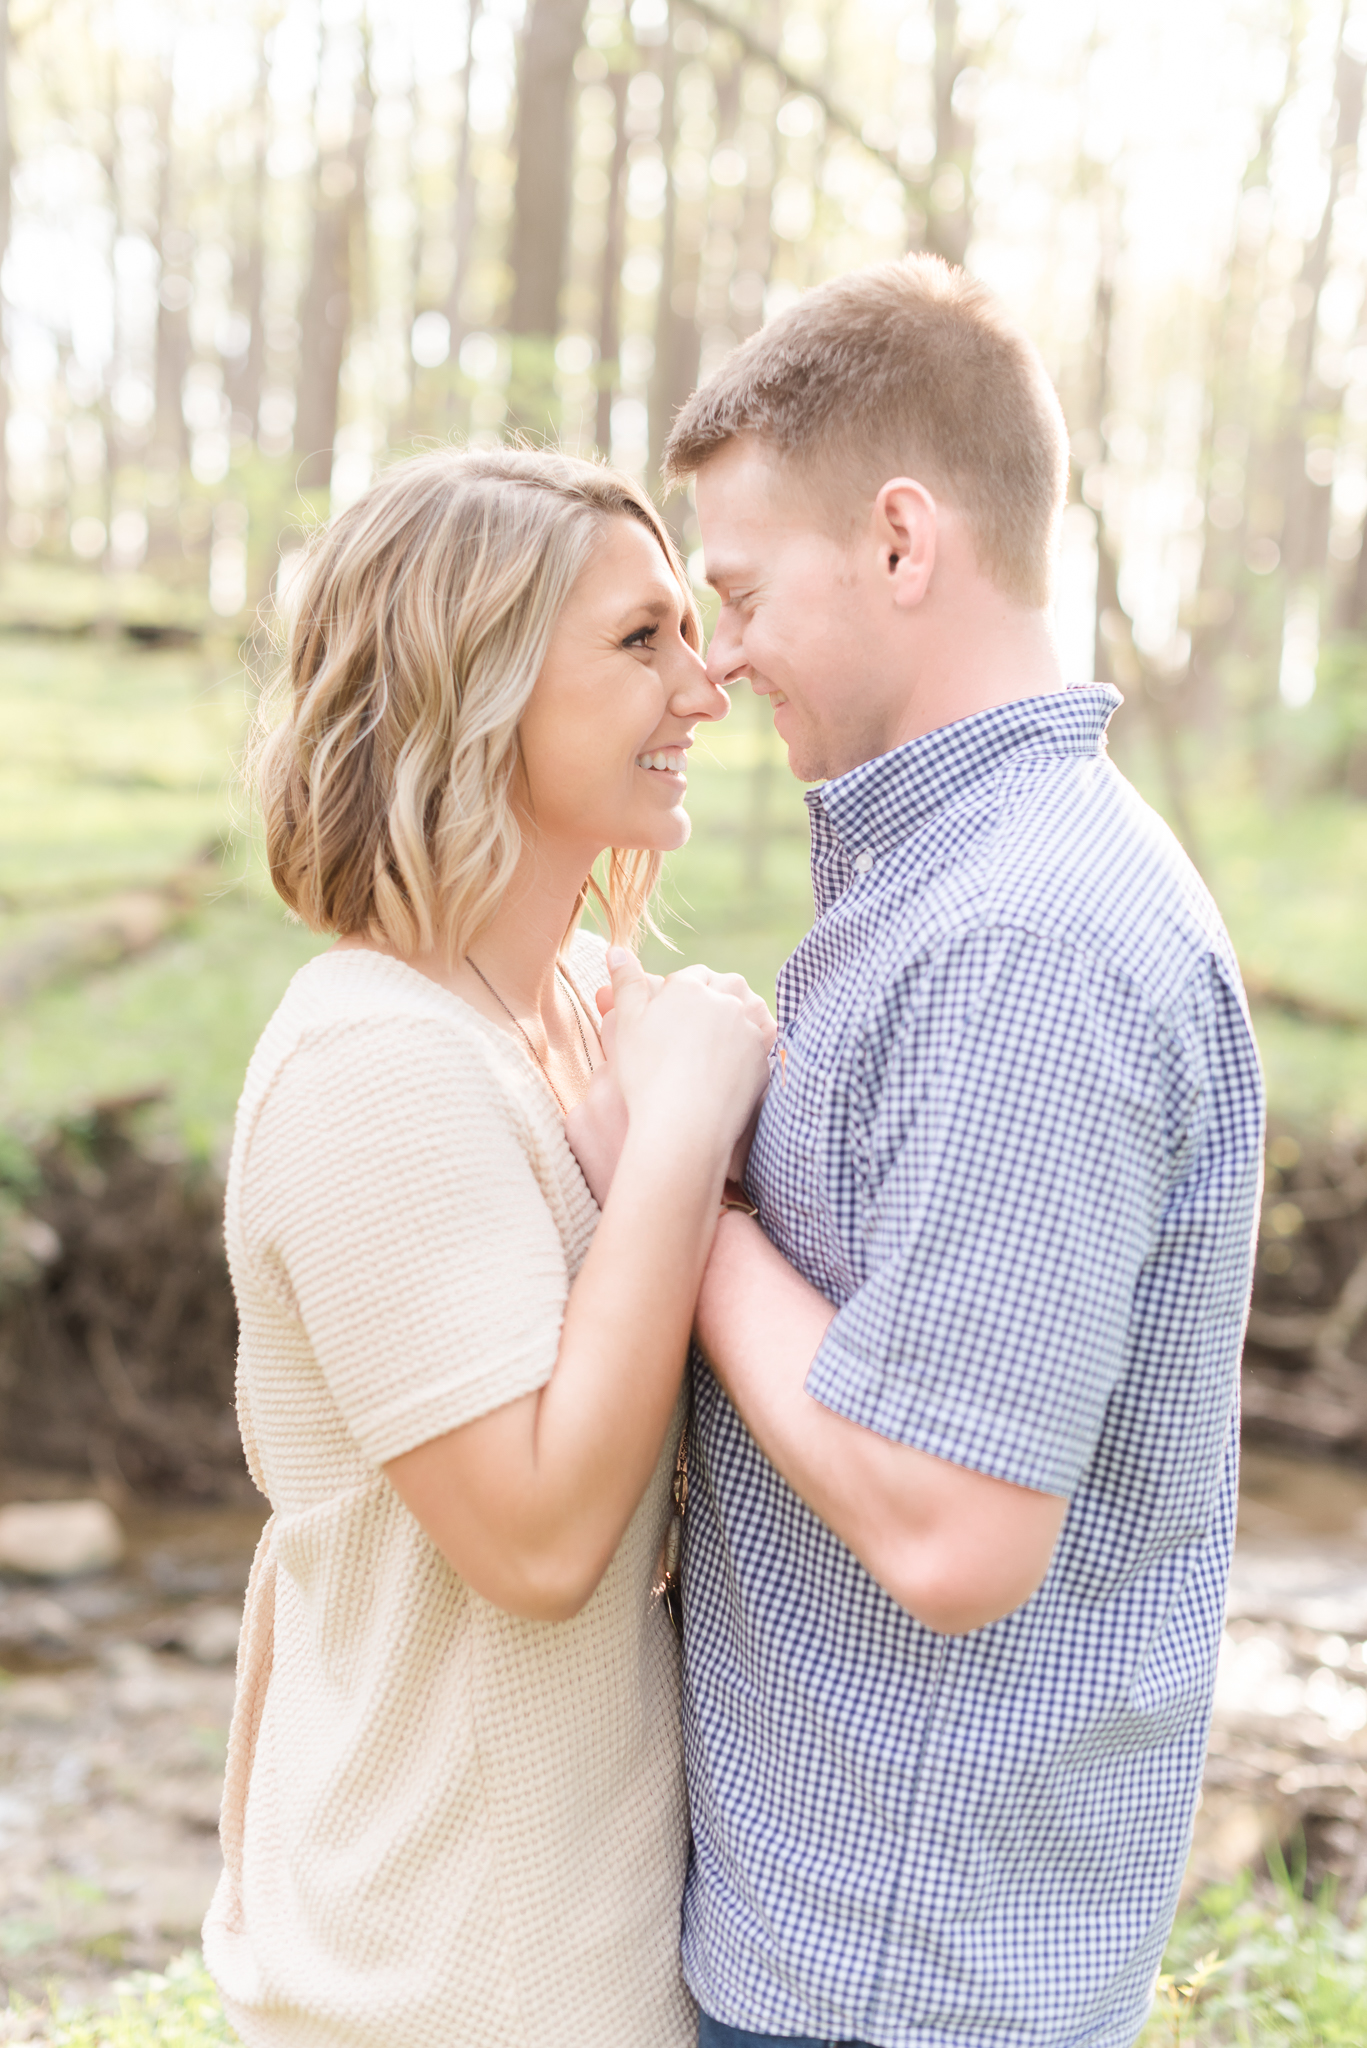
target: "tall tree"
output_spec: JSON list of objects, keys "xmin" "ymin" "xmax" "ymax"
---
[
  {"xmin": 228, "ymin": 23, "xmax": 272, "ymax": 445},
  {"xmin": 1280, "ymin": 28, "xmax": 1364, "ymax": 593},
  {"xmin": 444, "ymin": 0, "xmax": 484, "ymax": 379},
  {"xmin": 0, "ymin": 0, "xmax": 12, "ymax": 550},
  {"xmin": 596, "ymin": 68, "xmax": 629, "ymax": 453},
  {"xmin": 295, "ymin": 38, "xmax": 372, "ymax": 493},
  {"xmin": 147, "ymin": 68, "xmax": 191, "ymax": 565},
  {"xmin": 649, "ymin": 32, "xmax": 701, "ymax": 503},
  {"xmin": 506, "ymin": 0, "xmax": 585, "ymax": 431},
  {"xmin": 922, "ymin": 0, "xmax": 973, "ymax": 264}
]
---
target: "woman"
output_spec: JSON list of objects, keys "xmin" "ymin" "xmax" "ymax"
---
[{"xmin": 203, "ymin": 447, "xmax": 774, "ymax": 2048}]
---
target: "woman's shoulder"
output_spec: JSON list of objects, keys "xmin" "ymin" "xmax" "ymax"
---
[{"xmin": 234, "ymin": 950, "xmax": 522, "ymax": 1150}]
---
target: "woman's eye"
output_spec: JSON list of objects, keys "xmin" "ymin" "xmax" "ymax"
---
[{"xmin": 622, "ymin": 625, "xmax": 658, "ymax": 649}]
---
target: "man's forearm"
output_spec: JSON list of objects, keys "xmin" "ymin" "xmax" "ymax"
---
[
  {"xmin": 694, "ymin": 1213, "xmax": 1068, "ymax": 1632},
  {"xmin": 694, "ymin": 1212, "xmax": 934, "ymax": 1600}
]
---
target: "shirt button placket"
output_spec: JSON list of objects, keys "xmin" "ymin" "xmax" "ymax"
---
[{"xmin": 853, "ymin": 849, "xmax": 875, "ymax": 875}]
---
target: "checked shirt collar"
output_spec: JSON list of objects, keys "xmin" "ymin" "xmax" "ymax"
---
[{"xmin": 804, "ymin": 683, "xmax": 1123, "ymax": 917}]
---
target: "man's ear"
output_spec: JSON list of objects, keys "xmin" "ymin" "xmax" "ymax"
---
[{"xmin": 874, "ymin": 478, "xmax": 937, "ymax": 609}]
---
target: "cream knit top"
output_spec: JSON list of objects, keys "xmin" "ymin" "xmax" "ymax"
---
[{"xmin": 203, "ymin": 937, "xmax": 692, "ymax": 2048}]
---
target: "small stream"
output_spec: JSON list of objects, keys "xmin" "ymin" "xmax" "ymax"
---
[{"xmin": 1, "ymin": 1450, "xmax": 1366, "ymax": 2013}]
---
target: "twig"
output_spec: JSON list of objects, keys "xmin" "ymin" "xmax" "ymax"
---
[{"xmin": 677, "ymin": 0, "xmax": 909, "ymax": 186}]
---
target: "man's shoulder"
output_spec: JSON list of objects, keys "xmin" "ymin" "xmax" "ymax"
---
[{"xmin": 905, "ymin": 750, "xmax": 1235, "ymax": 1015}]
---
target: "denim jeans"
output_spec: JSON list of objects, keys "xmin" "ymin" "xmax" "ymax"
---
[{"xmin": 697, "ymin": 2016, "xmax": 875, "ymax": 2048}]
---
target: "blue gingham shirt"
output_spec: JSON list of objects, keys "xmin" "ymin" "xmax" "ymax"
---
[{"xmin": 681, "ymin": 687, "xmax": 1264, "ymax": 2048}]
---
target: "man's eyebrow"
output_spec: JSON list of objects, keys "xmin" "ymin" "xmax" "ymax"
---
[{"xmin": 703, "ymin": 557, "xmax": 752, "ymax": 593}]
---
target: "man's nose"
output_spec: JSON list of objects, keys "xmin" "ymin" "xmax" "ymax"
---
[{"xmin": 705, "ymin": 606, "xmax": 749, "ymax": 690}]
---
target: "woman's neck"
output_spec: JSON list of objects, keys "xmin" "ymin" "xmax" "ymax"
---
[
  {"xmin": 337, "ymin": 840, "xmax": 595, "ymax": 1031},
  {"xmin": 462, "ymin": 864, "xmax": 586, "ymax": 1018}
]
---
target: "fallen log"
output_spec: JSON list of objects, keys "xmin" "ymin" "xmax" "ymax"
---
[
  {"xmin": 0, "ymin": 850, "xmax": 222, "ymax": 1012},
  {"xmin": 1242, "ymin": 973, "xmax": 1367, "ymax": 1032}
]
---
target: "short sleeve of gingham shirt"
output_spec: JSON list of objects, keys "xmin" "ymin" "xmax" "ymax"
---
[{"xmin": 807, "ymin": 923, "xmax": 1164, "ymax": 1498}]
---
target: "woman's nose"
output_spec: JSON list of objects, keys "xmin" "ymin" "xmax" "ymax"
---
[{"xmin": 669, "ymin": 641, "xmax": 731, "ymax": 722}]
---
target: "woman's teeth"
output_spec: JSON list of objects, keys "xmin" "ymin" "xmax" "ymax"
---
[{"xmin": 636, "ymin": 748, "xmax": 685, "ymax": 774}]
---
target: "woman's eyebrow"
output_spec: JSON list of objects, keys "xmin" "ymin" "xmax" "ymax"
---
[{"xmin": 610, "ymin": 593, "xmax": 675, "ymax": 629}]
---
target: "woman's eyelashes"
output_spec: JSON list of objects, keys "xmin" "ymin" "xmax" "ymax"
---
[{"xmin": 622, "ymin": 623, "xmax": 660, "ymax": 650}]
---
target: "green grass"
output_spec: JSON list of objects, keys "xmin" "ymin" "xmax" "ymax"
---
[
  {"xmin": 1138, "ymin": 1872, "xmax": 1367, "ymax": 2045},
  {"xmin": 4, "ymin": 628, "xmax": 1367, "ymax": 1151},
  {"xmin": 0, "ymin": 633, "xmax": 246, "ymax": 910},
  {"xmin": 6, "ymin": 1880, "xmax": 1365, "ymax": 2044},
  {"xmin": 8, "ymin": 1953, "xmax": 238, "ymax": 2045}
]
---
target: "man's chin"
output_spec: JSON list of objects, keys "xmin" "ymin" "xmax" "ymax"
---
[{"xmin": 781, "ymin": 737, "xmax": 827, "ymax": 784}]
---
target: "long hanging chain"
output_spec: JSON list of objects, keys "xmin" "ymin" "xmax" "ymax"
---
[{"xmin": 466, "ymin": 958, "xmax": 598, "ymax": 1118}]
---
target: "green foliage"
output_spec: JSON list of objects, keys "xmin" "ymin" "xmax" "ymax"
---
[
  {"xmin": 8, "ymin": 1884, "xmax": 1366, "ymax": 2046},
  {"xmin": 9, "ymin": 1952, "xmax": 240, "ymax": 2046},
  {"xmin": 6, "ymin": 632, "xmax": 1367, "ymax": 1152},
  {"xmin": 1302, "ymin": 633, "xmax": 1367, "ymax": 791},
  {"xmin": 1138, "ymin": 1872, "xmax": 1367, "ymax": 2046},
  {"xmin": 0, "ymin": 631, "xmax": 245, "ymax": 910}
]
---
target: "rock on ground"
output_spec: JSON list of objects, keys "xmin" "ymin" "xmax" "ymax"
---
[
  {"xmin": 3, "ymin": 1449, "xmax": 1367, "ymax": 2016},
  {"xmin": 0, "ymin": 1478, "xmax": 261, "ymax": 2011}
]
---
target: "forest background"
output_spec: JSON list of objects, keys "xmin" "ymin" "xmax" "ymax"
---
[
  {"xmin": 3, "ymin": 0, "xmax": 1367, "ymax": 1159},
  {"xmin": 6, "ymin": 2, "xmax": 1367, "ymax": 2037}
]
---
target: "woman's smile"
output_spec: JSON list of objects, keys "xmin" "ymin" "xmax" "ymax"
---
[{"xmin": 635, "ymin": 745, "xmax": 689, "ymax": 779}]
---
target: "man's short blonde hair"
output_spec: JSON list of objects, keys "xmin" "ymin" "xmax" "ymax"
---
[
  {"xmin": 256, "ymin": 446, "xmax": 696, "ymax": 959},
  {"xmin": 663, "ymin": 256, "xmax": 1068, "ymax": 608}
]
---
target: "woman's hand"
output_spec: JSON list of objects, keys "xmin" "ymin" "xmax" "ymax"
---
[
  {"xmin": 568, "ymin": 952, "xmax": 775, "ymax": 1203},
  {"xmin": 566, "ymin": 1069, "xmax": 628, "ymax": 1207},
  {"xmin": 610, "ymin": 950, "xmax": 770, "ymax": 1143},
  {"xmin": 389, "ymin": 952, "xmax": 773, "ymax": 1623}
]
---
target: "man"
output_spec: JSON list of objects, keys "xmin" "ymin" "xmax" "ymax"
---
[{"xmin": 663, "ymin": 258, "xmax": 1263, "ymax": 2047}]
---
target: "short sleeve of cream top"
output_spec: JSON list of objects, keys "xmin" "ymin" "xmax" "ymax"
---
[{"xmin": 202, "ymin": 938, "xmax": 692, "ymax": 2048}]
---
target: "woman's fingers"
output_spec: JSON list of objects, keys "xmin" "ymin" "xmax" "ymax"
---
[
  {"xmin": 594, "ymin": 964, "xmax": 663, "ymax": 1019},
  {"xmin": 605, "ymin": 946, "xmax": 653, "ymax": 1031}
]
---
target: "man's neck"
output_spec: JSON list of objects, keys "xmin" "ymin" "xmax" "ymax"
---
[{"xmin": 883, "ymin": 603, "xmax": 1064, "ymax": 756}]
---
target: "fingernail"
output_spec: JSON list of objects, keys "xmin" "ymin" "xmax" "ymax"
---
[{"xmin": 606, "ymin": 946, "xmax": 632, "ymax": 970}]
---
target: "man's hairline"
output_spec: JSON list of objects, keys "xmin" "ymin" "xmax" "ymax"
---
[
  {"xmin": 680, "ymin": 428, "xmax": 963, "ymax": 528},
  {"xmin": 680, "ymin": 427, "xmax": 971, "ymax": 573}
]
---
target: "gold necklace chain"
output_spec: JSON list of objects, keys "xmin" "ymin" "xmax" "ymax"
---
[{"xmin": 466, "ymin": 957, "xmax": 598, "ymax": 1117}]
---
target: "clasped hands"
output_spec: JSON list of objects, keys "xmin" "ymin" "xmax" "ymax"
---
[{"xmin": 566, "ymin": 946, "xmax": 777, "ymax": 1208}]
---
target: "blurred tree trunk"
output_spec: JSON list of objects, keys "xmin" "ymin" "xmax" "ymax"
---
[
  {"xmin": 506, "ymin": 0, "xmax": 585, "ymax": 432},
  {"xmin": 148, "ymin": 71, "xmax": 190, "ymax": 566},
  {"xmin": 732, "ymin": 75, "xmax": 778, "ymax": 343},
  {"xmin": 0, "ymin": 0, "xmax": 12, "ymax": 551},
  {"xmin": 1280, "ymin": 34, "xmax": 1364, "ymax": 593},
  {"xmin": 650, "ymin": 35, "xmax": 702, "ymax": 522},
  {"xmin": 1180, "ymin": 83, "xmax": 1292, "ymax": 729},
  {"xmin": 444, "ymin": 0, "xmax": 483, "ymax": 377},
  {"xmin": 920, "ymin": 0, "xmax": 973, "ymax": 264},
  {"xmin": 228, "ymin": 34, "xmax": 271, "ymax": 445},
  {"xmin": 1081, "ymin": 185, "xmax": 1204, "ymax": 869},
  {"xmin": 296, "ymin": 49, "xmax": 372, "ymax": 493},
  {"xmin": 596, "ymin": 70, "xmax": 629, "ymax": 453}
]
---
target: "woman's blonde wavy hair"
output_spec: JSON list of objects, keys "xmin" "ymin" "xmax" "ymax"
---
[{"xmin": 255, "ymin": 445, "xmax": 700, "ymax": 958}]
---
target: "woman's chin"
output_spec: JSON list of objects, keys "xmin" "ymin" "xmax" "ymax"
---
[{"xmin": 614, "ymin": 807, "xmax": 691, "ymax": 854}]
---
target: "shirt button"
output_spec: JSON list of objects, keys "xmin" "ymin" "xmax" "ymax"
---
[{"xmin": 853, "ymin": 850, "xmax": 874, "ymax": 874}]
